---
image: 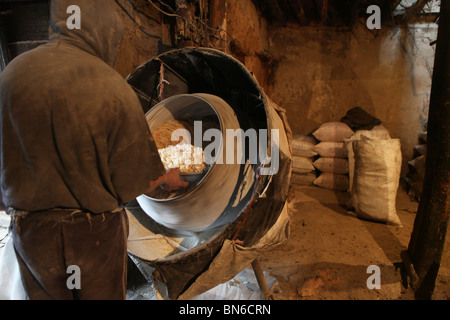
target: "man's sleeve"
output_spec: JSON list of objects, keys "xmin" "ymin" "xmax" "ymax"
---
[{"xmin": 108, "ymin": 101, "xmax": 166, "ymax": 205}]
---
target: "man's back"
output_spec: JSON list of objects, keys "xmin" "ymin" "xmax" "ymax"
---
[{"xmin": 0, "ymin": 0, "xmax": 165, "ymax": 213}]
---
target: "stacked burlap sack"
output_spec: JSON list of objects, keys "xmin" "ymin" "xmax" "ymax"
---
[
  {"xmin": 290, "ymin": 106, "xmax": 403, "ymax": 226},
  {"xmin": 290, "ymin": 135, "xmax": 318, "ymax": 186},
  {"xmin": 311, "ymin": 122, "xmax": 354, "ymax": 191},
  {"xmin": 404, "ymin": 131, "xmax": 427, "ymax": 202}
]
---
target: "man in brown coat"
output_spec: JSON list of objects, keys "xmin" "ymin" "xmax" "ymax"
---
[{"xmin": 0, "ymin": 0, "xmax": 186, "ymax": 299}]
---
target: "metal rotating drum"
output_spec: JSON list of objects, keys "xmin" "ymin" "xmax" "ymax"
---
[
  {"xmin": 125, "ymin": 47, "xmax": 292, "ymax": 300},
  {"xmin": 136, "ymin": 93, "xmax": 242, "ymax": 232}
]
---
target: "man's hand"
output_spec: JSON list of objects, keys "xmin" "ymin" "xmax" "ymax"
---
[
  {"xmin": 161, "ymin": 168, "xmax": 189, "ymax": 191},
  {"xmin": 145, "ymin": 168, "xmax": 188, "ymax": 195}
]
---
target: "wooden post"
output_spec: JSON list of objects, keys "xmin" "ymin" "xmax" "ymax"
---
[
  {"xmin": 401, "ymin": 0, "xmax": 449, "ymax": 300},
  {"xmin": 252, "ymin": 259, "xmax": 275, "ymax": 300}
]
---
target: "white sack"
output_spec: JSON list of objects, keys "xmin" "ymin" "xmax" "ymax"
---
[
  {"xmin": 290, "ymin": 172, "xmax": 317, "ymax": 186},
  {"xmin": 313, "ymin": 157, "xmax": 349, "ymax": 175},
  {"xmin": 345, "ymin": 125, "xmax": 391, "ymax": 192},
  {"xmin": 350, "ymin": 125, "xmax": 391, "ymax": 141},
  {"xmin": 313, "ymin": 122, "xmax": 354, "ymax": 142},
  {"xmin": 351, "ymin": 136, "xmax": 402, "ymax": 225},
  {"xmin": 292, "ymin": 156, "xmax": 315, "ymax": 174},
  {"xmin": 313, "ymin": 142, "xmax": 348, "ymax": 158},
  {"xmin": 292, "ymin": 135, "xmax": 317, "ymax": 158},
  {"xmin": 313, "ymin": 173, "xmax": 349, "ymax": 192}
]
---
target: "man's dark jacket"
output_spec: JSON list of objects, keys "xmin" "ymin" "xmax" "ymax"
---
[{"xmin": 0, "ymin": 0, "xmax": 165, "ymax": 213}]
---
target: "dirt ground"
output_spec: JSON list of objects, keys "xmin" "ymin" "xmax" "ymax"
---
[
  {"xmin": 1, "ymin": 184, "xmax": 448, "ymax": 300},
  {"xmin": 258, "ymin": 184, "xmax": 450, "ymax": 300}
]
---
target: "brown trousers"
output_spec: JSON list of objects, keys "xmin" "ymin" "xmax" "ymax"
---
[{"xmin": 10, "ymin": 208, "xmax": 129, "ymax": 300}]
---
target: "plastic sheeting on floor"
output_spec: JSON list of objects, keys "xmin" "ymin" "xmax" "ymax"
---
[
  {"xmin": 0, "ymin": 236, "xmax": 27, "ymax": 300},
  {"xmin": 127, "ymin": 266, "xmax": 277, "ymax": 301}
]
